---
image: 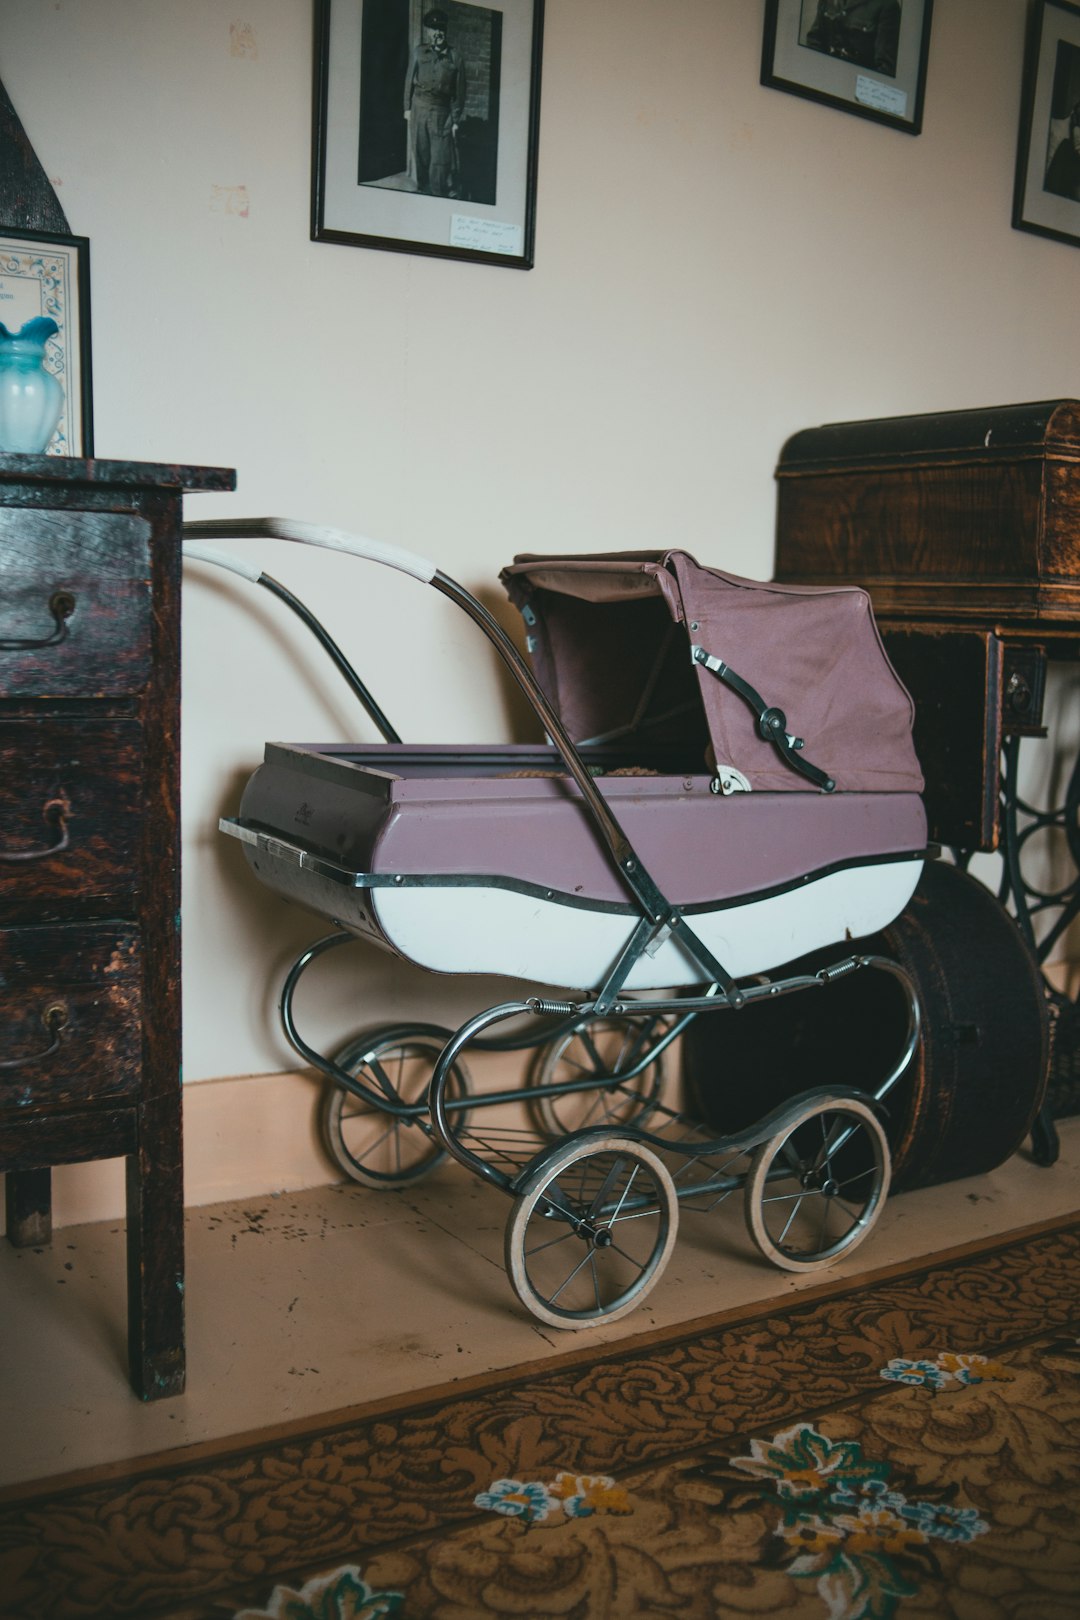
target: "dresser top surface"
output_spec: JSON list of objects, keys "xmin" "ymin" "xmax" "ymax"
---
[{"xmin": 0, "ymin": 454, "xmax": 236, "ymax": 493}]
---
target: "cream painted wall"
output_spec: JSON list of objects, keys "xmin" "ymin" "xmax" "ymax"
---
[{"xmin": 2, "ymin": 0, "xmax": 1077, "ymax": 1090}]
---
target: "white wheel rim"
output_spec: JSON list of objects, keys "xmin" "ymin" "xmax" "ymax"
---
[
  {"xmin": 745, "ymin": 1098, "xmax": 890, "ymax": 1273},
  {"xmin": 321, "ymin": 1032, "xmax": 470, "ymax": 1189},
  {"xmin": 506, "ymin": 1135, "xmax": 678, "ymax": 1328}
]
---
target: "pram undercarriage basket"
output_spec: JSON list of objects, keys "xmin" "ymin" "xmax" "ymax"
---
[{"xmin": 184, "ymin": 520, "xmax": 930, "ymax": 1328}]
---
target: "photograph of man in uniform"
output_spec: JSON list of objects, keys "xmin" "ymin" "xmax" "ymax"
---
[
  {"xmin": 1044, "ymin": 40, "xmax": 1080, "ymax": 202},
  {"xmin": 405, "ymin": 9, "xmax": 466, "ymax": 196},
  {"xmin": 356, "ymin": 0, "xmax": 502, "ymax": 206},
  {"xmin": 800, "ymin": 0, "xmax": 902, "ymax": 78}
]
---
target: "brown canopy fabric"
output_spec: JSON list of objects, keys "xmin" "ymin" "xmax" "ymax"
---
[{"xmin": 499, "ymin": 550, "xmax": 923, "ymax": 795}]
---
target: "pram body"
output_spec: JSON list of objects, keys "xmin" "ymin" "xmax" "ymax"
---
[
  {"xmin": 235, "ymin": 741, "xmax": 924, "ymax": 988},
  {"xmin": 187, "ymin": 521, "xmax": 930, "ymax": 1329},
  {"xmin": 230, "ymin": 548, "xmax": 926, "ymax": 987}
]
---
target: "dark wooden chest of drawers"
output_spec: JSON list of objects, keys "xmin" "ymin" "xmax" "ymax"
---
[{"xmin": 0, "ymin": 454, "xmax": 234, "ymax": 1399}]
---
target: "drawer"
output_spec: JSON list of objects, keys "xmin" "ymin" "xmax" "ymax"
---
[
  {"xmin": 0, "ymin": 924, "xmax": 142, "ymax": 1110},
  {"xmin": 0, "ymin": 507, "xmax": 152, "ymax": 696},
  {"xmin": 0, "ymin": 720, "xmax": 141, "ymax": 903}
]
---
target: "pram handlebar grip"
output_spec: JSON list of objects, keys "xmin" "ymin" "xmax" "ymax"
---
[
  {"xmin": 181, "ymin": 541, "xmax": 264, "ymax": 582},
  {"xmin": 181, "ymin": 517, "xmax": 437, "ymax": 584}
]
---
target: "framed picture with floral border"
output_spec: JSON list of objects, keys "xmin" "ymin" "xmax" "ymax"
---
[
  {"xmin": 312, "ymin": 0, "xmax": 545, "ymax": 269},
  {"xmin": 761, "ymin": 0, "xmax": 934, "ymax": 135},
  {"xmin": 0, "ymin": 227, "xmax": 93, "ymax": 457},
  {"xmin": 1014, "ymin": 0, "xmax": 1080, "ymax": 248}
]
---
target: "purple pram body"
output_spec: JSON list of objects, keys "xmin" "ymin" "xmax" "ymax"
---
[{"xmin": 228, "ymin": 550, "xmax": 927, "ymax": 990}]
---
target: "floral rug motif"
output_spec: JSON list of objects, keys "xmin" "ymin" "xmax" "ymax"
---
[{"xmin": 1, "ymin": 1218, "xmax": 1078, "ymax": 1619}]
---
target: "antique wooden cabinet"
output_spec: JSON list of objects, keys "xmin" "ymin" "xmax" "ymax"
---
[
  {"xmin": 774, "ymin": 401, "xmax": 1080, "ymax": 850},
  {"xmin": 762, "ymin": 404, "xmax": 1066, "ymax": 1169},
  {"xmin": 773, "ymin": 399, "xmax": 1080, "ymax": 630},
  {"xmin": 0, "ymin": 454, "xmax": 234, "ymax": 1399}
]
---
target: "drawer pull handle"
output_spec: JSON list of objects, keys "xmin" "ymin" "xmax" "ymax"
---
[
  {"xmin": 0, "ymin": 798, "xmax": 71, "ymax": 863},
  {"xmin": 0, "ymin": 590, "xmax": 77, "ymax": 651},
  {"xmin": 0, "ymin": 1002, "xmax": 68, "ymax": 1071}
]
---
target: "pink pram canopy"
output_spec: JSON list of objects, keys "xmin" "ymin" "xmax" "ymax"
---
[{"xmin": 500, "ymin": 550, "xmax": 923, "ymax": 796}]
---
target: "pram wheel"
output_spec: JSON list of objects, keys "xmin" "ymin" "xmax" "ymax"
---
[
  {"xmin": 505, "ymin": 1134, "xmax": 678, "ymax": 1328},
  {"xmin": 528, "ymin": 1015, "xmax": 669, "ymax": 1137},
  {"xmin": 321, "ymin": 1025, "xmax": 471, "ymax": 1189},
  {"xmin": 744, "ymin": 1096, "xmax": 890, "ymax": 1272}
]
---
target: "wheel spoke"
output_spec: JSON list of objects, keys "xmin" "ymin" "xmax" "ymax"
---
[
  {"xmin": 366, "ymin": 1055, "xmax": 402, "ymax": 1106},
  {"xmin": 575, "ymin": 1092, "xmax": 609, "ymax": 1129},
  {"xmin": 547, "ymin": 1247, "xmax": 595, "ymax": 1305},
  {"xmin": 837, "ymin": 1164, "xmax": 877, "ymax": 1189},
  {"xmin": 524, "ymin": 1225, "xmax": 578, "ymax": 1259},
  {"xmin": 605, "ymin": 1163, "xmax": 640, "ymax": 1225},
  {"xmin": 777, "ymin": 1194, "xmax": 806, "ymax": 1246},
  {"xmin": 347, "ymin": 1116, "xmax": 397, "ymax": 1164},
  {"xmin": 814, "ymin": 1117, "xmax": 861, "ymax": 1171},
  {"xmin": 606, "ymin": 1238, "xmax": 650, "ymax": 1269},
  {"xmin": 577, "ymin": 1027, "xmax": 610, "ymax": 1077},
  {"xmin": 587, "ymin": 1156, "xmax": 634, "ymax": 1222}
]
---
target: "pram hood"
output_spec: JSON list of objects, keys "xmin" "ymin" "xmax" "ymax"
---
[{"xmin": 500, "ymin": 550, "xmax": 923, "ymax": 795}]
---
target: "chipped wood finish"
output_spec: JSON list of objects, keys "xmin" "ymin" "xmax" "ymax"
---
[
  {"xmin": 0, "ymin": 508, "xmax": 152, "ymax": 696},
  {"xmin": 0, "ymin": 719, "xmax": 141, "ymax": 905},
  {"xmin": 0, "ymin": 453, "xmax": 235, "ymax": 1401},
  {"xmin": 0, "ymin": 924, "xmax": 142, "ymax": 1107}
]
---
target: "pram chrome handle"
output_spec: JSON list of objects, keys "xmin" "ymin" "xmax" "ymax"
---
[{"xmin": 182, "ymin": 516, "xmax": 437, "ymax": 584}]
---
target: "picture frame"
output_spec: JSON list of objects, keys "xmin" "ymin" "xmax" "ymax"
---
[
  {"xmin": 761, "ymin": 0, "xmax": 934, "ymax": 135},
  {"xmin": 1014, "ymin": 0, "xmax": 1080, "ymax": 248},
  {"xmin": 312, "ymin": 0, "xmax": 545, "ymax": 269},
  {"xmin": 0, "ymin": 227, "xmax": 93, "ymax": 457}
]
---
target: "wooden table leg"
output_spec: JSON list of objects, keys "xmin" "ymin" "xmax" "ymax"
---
[{"xmin": 125, "ymin": 1094, "xmax": 185, "ymax": 1401}]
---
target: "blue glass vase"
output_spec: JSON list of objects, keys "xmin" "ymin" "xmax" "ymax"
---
[{"xmin": 0, "ymin": 316, "xmax": 65, "ymax": 454}]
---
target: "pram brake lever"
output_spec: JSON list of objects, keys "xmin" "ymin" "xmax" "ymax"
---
[{"xmin": 691, "ymin": 646, "xmax": 836, "ymax": 793}]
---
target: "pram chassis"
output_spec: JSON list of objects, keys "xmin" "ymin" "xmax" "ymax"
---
[{"xmin": 185, "ymin": 518, "xmax": 927, "ymax": 1328}]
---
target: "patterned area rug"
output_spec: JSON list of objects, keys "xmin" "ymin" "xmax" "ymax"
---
[{"xmin": 1, "ymin": 1216, "xmax": 1079, "ymax": 1620}]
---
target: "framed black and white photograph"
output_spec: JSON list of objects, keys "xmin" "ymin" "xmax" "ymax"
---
[
  {"xmin": 0, "ymin": 228, "xmax": 93, "ymax": 457},
  {"xmin": 761, "ymin": 0, "xmax": 934, "ymax": 135},
  {"xmin": 1014, "ymin": 0, "xmax": 1080, "ymax": 248},
  {"xmin": 312, "ymin": 0, "xmax": 544, "ymax": 269}
]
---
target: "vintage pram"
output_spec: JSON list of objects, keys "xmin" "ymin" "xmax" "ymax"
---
[{"xmin": 183, "ymin": 518, "xmax": 930, "ymax": 1329}]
